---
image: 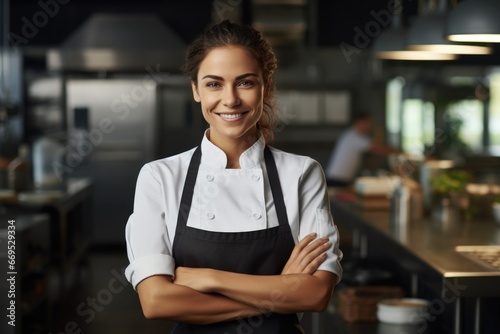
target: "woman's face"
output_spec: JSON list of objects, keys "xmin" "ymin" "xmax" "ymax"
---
[{"xmin": 192, "ymin": 45, "xmax": 264, "ymax": 147}]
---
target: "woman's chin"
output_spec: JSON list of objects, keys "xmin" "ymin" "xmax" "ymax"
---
[{"xmin": 210, "ymin": 126, "xmax": 259, "ymax": 144}]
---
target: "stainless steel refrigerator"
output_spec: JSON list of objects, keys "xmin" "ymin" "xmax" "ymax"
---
[{"xmin": 66, "ymin": 78, "xmax": 158, "ymax": 245}]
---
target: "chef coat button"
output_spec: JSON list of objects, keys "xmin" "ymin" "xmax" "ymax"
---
[
  {"xmin": 251, "ymin": 174, "xmax": 260, "ymax": 182},
  {"xmin": 206, "ymin": 174, "xmax": 214, "ymax": 182},
  {"xmin": 206, "ymin": 212, "xmax": 215, "ymax": 220},
  {"xmin": 252, "ymin": 213, "xmax": 262, "ymax": 220}
]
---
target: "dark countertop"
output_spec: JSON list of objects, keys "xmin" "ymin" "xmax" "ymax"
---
[{"xmin": 331, "ymin": 198, "xmax": 500, "ymax": 297}]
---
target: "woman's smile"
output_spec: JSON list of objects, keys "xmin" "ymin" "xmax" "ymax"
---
[{"xmin": 216, "ymin": 111, "xmax": 249, "ymax": 121}]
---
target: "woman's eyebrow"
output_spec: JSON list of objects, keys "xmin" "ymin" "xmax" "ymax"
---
[
  {"xmin": 235, "ymin": 73, "xmax": 259, "ymax": 80},
  {"xmin": 201, "ymin": 74, "xmax": 223, "ymax": 81},
  {"xmin": 201, "ymin": 73, "xmax": 259, "ymax": 81}
]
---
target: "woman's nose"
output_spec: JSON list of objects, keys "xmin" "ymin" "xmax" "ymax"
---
[{"xmin": 222, "ymin": 86, "xmax": 240, "ymax": 108}]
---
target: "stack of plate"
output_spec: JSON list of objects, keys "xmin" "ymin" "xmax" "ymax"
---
[{"xmin": 377, "ymin": 298, "xmax": 429, "ymax": 325}]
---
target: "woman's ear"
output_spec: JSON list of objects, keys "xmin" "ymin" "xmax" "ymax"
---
[{"xmin": 191, "ymin": 81, "xmax": 201, "ymax": 103}]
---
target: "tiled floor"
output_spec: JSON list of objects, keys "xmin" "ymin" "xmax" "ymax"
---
[
  {"xmin": 52, "ymin": 249, "xmax": 176, "ymax": 334},
  {"xmin": 51, "ymin": 249, "xmax": 444, "ymax": 334}
]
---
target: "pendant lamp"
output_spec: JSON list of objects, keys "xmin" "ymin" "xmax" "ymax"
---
[
  {"xmin": 373, "ymin": 27, "xmax": 457, "ymax": 61},
  {"xmin": 445, "ymin": 0, "xmax": 500, "ymax": 43},
  {"xmin": 408, "ymin": 12, "xmax": 492, "ymax": 54},
  {"xmin": 372, "ymin": 3, "xmax": 457, "ymax": 61}
]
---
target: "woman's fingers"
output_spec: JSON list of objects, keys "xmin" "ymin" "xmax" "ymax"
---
[
  {"xmin": 296, "ymin": 236, "xmax": 329, "ymax": 263},
  {"xmin": 282, "ymin": 233, "xmax": 317, "ymax": 273},
  {"xmin": 282, "ymin": 234, "xmax": 331, "ymax": 275},
  {"xmin": 294, "ymin": 238, "xmax": 330, "ymax": 274},
  {"xmin": 288, "ymin": 233, "xmax": 317, "ymax": 260},
  {"xmin": 282, "ymin": 233, "xmax": 316, "ymax": 273},
  {"xmin": 300, "ymin": 241, "xmax": 331, "ymax": 274}
]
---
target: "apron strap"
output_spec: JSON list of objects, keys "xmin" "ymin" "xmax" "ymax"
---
[
  {"xmin": 264, "ymin": 146, "xmax": 289, "ymax": 227},
  {"xmin": 176, "ymin": 145, "xmax": 289, "ymax": 228},
  {"xmin": 177, "ymin": 146, "xmax": 201, "ymax": 228}
]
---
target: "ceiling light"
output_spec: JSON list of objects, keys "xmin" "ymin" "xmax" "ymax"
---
[
  {"xmin": 408, "ymin": 13, "xmax": 492, "ymax": 54},
  {"xmin": 445, "ymin": 0, "xmax": 500, "ymax": 43},
  {"xmin": 373, "ymin": 28, "xmax": 457, "ymax": 61}
]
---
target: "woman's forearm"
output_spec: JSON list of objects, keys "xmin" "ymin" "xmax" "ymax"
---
[
  {"xmin": 209, "ymin": 270, "xmax": 337, "ymax": 313},
  {"xmin": 137, "ymin": 275, "xmax": 263, "ymax": 324},
  {"xmin": 172, "ymin": 236, "xmax": 337, "ymax": 314}
]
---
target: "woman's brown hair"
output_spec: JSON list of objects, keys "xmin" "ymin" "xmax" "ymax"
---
[{"xmin": 181, "ymin": 20, "xmax": 278, "ymax": 143}]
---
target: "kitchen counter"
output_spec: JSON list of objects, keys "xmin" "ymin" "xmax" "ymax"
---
[
  {"xmin": 331, "ymin": 196, "xmax": 500, "ymax": 334},
  {"xmin": 332, "ymin": 200, "xmax": 500, "ymax": 294},
  {"xmin": 0, "ymin": 178, "xmax": 94, "ymax": 299}
]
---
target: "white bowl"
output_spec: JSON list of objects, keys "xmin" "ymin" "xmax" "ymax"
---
[{"xmin": 377, "ymin": 298, "xmax": 429, "ymax": 325}]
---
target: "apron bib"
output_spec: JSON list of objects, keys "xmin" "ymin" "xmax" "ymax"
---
[{"xmin": 171, "ymin": 146, "xmax": 304, "ymax": 334}]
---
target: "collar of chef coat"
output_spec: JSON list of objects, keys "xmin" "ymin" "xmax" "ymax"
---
[{"xmin": 200, "ymin": 129, "xmax": 265, "ymax": 169}]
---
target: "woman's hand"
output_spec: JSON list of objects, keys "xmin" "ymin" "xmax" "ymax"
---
[
  {"xmin": 281, "ymin": 233, "xmax": 331, "ymax": 275},
  {"xmin": 174, "ymin": 267, "xmax": 214, "ymax": 293}
]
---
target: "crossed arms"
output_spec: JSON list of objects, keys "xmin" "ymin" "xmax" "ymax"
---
[{"xmin": 136, "ymin": 233, "xmax": 338, "ymax": 324}]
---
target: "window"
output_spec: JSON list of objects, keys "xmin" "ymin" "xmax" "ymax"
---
[
  {"xmin": 444, "ymin": 100, "xmax": 484, "ymax": 154},
  {"xmin": 401, "ymin": 99, "xmax": 435, "ymax": 154},
  {"xmin": 489, "ymin": 72, "xmax": 500, "ymax": 155},
  {"xmin": 386, "ymin": 77, "xmax": 405, "ymax": 148}
]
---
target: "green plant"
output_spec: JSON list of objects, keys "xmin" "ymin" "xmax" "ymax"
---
[
  {"xmin": 494, "ymin": 196, "xmax": 500, "ymax": 204},
  {"xmin": 430, "ymin": 170, "xmax": 472, "ymax": 194}
]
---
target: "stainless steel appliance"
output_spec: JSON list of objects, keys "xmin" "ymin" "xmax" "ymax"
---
[
  {"xmin": 66, "ymin": 79, "xmax": 158, "ymax": 245},
  {"xmin": 47, "ymin": 13, "xmax": 185, "ymax": 72}
]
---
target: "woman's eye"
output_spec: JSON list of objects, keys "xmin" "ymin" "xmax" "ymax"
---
[
  {"xmin": 206, "ymin": 82, "xmax": 221, "ymax": 88},
  {"xmin": 238, "ymin": 80, "xmax": 253, "ymax": 88}
]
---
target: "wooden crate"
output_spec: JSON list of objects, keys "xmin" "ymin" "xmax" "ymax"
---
[{"xmin": 338, "ymin": 286, "xmax": 405, "ymax": 323}]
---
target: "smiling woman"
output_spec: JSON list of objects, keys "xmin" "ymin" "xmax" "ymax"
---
[{"xmin": 124, "ymin": 20, "xmax": 342, "ymax": 334}]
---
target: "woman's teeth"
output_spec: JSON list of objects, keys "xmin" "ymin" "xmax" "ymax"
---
[{"xmin": 220, "ymin": 113, "xmax": 243, "ymax": 120}]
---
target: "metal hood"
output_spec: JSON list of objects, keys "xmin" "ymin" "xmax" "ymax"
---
[{"xmin": 47, "ymin": 13, "xmax": 186, "ymax": 72}]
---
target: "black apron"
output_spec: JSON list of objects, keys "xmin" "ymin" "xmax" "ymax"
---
[{"xmin": 171, "ymin": 146, "xmax": 304, "ymax": 334}]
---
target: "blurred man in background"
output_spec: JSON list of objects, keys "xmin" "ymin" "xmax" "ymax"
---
[{"xmin": 325, "ymin": 112, "xmax": 398, "ymax": 187}]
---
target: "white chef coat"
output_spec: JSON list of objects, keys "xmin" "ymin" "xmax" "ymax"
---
[
  {"xmin": 325, "ymin": 128, "xmax": 372, "ymax": 182},
  {"xmin": 125, "ymin": 131, "xmax": 343, "ymax": 290}
]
